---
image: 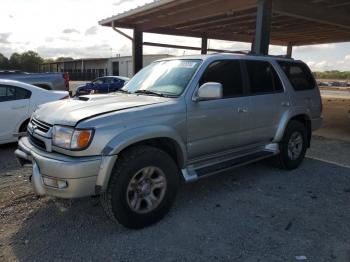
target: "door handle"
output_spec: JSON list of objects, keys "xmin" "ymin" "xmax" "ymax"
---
[
  {"xmin": 12, "ymin": 105, "xmax": 26, "ymax": 110},
  {"xmin": 237, "ymin": 107, "xmax": 248, "ymax": 113},
  {"xmin": 281, "ymin": 101, "xmax": 290, "ymax": 107}
]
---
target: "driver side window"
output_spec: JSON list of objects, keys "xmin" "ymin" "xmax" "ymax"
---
[{"xmin": 199, "ymin": 60, "xmax": 243, "ymax": 98}]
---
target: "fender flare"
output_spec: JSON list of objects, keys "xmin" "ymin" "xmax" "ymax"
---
[
  {"xmin": 102, "ymin": 125, "xmax": 187, "ymax": 167},
  {"xmin": 273, "ymin": 107, "xmax": 311, "ymax": 143}
]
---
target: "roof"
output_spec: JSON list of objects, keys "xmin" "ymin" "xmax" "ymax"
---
[{"xmin": 99, "ymin": 0, "xmax": 350, "ymax": 46}]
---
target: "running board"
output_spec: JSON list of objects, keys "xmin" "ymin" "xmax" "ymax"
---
[{"xmin": 182, "ymin": 150, "xmax": 275, "ymax": 182}]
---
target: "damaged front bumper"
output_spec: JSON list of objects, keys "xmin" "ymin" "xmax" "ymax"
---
[{"xmin": 15, "ymin": 137, "xmax": 117, "ymax": 198}]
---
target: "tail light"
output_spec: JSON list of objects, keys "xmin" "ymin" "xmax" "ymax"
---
[{"xmin": 63, "ymin": 72, "xmax": 70, "ymax": 90}]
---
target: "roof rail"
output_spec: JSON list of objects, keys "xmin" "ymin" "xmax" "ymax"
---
[{"xmin": 209, "ymin": 51, "xmax": 293, "ymax": 59}]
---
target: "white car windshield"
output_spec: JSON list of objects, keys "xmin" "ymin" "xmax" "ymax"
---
[{"xmin": 122, "ymin": 59, "xmax": 202, "ymax": 97}]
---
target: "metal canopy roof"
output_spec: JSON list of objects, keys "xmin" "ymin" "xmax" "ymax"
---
[{"xmin": 99, "ymin": 0, "xmax": 350, "ymax": 46}]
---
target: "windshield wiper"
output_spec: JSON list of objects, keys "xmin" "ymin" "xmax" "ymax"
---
[
  {"xmin": 134, "ymin": 90, "xmax": 167, "ymax": 97},
  {"xmin": 115, "ymin": 89, "xmax": 130, "ymax": 94}
]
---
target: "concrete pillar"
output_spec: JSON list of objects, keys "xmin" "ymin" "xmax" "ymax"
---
[
  {"xmin": 132, "ymin": 30, "xmax": 143, "ymax": 75},
  {"xmin": 253, "ymin": 0, "xmax": 272, "ymax": 55},
  {"xmin": 201, "ymin": 35, "xmax": 208, "ymax": 54},
  {"xmin": 286, "ymin": 43, "xmax": 293, "ymax": 58}
]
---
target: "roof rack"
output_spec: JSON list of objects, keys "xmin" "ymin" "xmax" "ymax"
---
[{"xmin": 209, "ymin": 51, "xmax": 293, "ymax": 59}]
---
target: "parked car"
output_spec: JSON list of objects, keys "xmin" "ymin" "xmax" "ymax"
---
[
  {"xmin": 0, "ymin": 79, "xmax": 69, "ymax": 144},
  {"xmin": 75, "ymin": 76, "xmax": 129, "ymax": 96},
  {"xmin": 0, "ymin": 70, "xmax": 69, "ymax": 91},
  {"xmin": 16, "ymin": 54, "xmax": 322, "ymax": 229}
]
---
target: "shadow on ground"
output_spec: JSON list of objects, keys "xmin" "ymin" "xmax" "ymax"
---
[{"xmin": 9, "ymin": 159, "xmax": 350, "ymax": 262}]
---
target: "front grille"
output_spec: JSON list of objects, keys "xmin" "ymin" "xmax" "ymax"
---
[
  {"xmin": 31, "ymin": 118, "xmax": 52, "ymax": 133},
  {"xmin": 28, "ymin": 133, "xmax": 46, "ymax": 150}
]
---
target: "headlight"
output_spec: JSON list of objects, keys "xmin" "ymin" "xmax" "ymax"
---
[{"xmin": 52, "ymin": 126, "xmax": 94, "ymax": 150}]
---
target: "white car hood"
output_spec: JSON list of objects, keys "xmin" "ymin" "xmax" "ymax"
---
[{"xmin": 32, "ymin": 93, "xmax": 169, "ymax": 126}]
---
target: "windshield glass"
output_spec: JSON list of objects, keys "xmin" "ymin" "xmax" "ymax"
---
[{"xmin": 123, "ymin": 59, "xmax": 202, "ymax": 97}]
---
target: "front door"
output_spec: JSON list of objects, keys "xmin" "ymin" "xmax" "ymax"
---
[{"xmin": 186, "ymin": 60, "xmax": 251, "ymax": 159}]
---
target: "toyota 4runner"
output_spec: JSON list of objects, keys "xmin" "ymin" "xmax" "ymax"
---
[{"xmin": 15, "ymin": 54, "xmax": 322, "ymax": 229}]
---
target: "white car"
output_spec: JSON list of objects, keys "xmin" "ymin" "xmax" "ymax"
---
[{"xmin": 0, "ymin": 79, "xmax": 69, "ymax": 144}]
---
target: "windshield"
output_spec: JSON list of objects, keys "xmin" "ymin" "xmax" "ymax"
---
[{"xmin": 122, "ymin": 59, "xmax": 201, "ymax": 97}]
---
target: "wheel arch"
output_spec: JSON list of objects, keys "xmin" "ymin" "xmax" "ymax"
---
[
  {"xmin": 102, "ymin": 126, "xmax": 187, "ymax": 169},
  {"xmin": 274, "ymin": 112, "xmax": 312, "ymax": 147}
]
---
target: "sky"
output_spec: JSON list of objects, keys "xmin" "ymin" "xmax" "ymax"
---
[{"xmin": 1, "ymin": 0, "xmax": 350, "ymax": 71}]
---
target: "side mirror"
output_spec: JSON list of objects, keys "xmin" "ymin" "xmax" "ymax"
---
[{"xmin": 195, "ymin": 82, "xmax": 223, "ymax": 101}]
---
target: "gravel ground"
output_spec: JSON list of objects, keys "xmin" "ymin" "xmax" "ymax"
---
[{"xmin": 1, "ymin": 136, "xmax": 350, "ymax": 262}]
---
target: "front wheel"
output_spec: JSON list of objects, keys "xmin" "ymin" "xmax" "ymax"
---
[
  {"xmin": 275, "ymin": 120, "xmax": 308, "ymax": 170},
  {"xmin": 100, "ymin": 145, "xmax": 179, "ymax": 229}
]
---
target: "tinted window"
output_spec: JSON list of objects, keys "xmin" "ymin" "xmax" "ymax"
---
[
  {"xmin": 246, "ymin": 61, "xmax": 283, "ymax": 94},
  {"xmin": 199, "ymin": 60, "xmax": 243, "ymax": 97},
  {"xmin": 278, "ymin": 61, "xmax": 315, "ymax": 90},
  {"xmin": 0, "ymin": 86, "xmax": 7, "ymax": 99},
  {"xmin": 16, "ymin": 87, "xmax": 31, "ymax": 99},
  {"xmin": 0, "ymin": 85, "xmax": 31, "ymax": 102},
  {"xmin": 93, "ymin": 78, "xmax": 104, "ymax": 84},
  {"xmin": 105, "ymin": 78, "xmax": 115, "ymax": 84}
]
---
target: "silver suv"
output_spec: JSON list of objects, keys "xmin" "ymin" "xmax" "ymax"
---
[{"xmin": 15, "ymin": 54, "xmax": 322, "ymax": 229}]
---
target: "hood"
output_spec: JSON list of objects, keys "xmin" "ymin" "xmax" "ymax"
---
[{"xmin": 33, "ymin": 93, "xmax": 169, "ymax": 126}]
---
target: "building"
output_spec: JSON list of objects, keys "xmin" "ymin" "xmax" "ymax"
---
[{"xmin": 40, "ymin": 54, "xmax": 171, "ymax": 80}]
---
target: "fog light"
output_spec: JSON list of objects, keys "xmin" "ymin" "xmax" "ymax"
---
[{"xmin": 43, "ymin": 177, "xmax": 68, "ymax": 189}]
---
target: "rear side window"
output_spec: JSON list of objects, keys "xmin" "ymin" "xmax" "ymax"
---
[
  {"xmin": 0, "ymin": 85, "xmax": 31, "ymax": 102},
  {"xmin": 245, "ymin": 60, "xmax": 283, "ymax": 94},
  {"xmin": 16, "ymin": 87, "xmax": 32, "ymax": 99},
  {"xmin": 199, "ymin": 60, "xmax": 243, "ymax": 98},
  {"xmin": 278, "ymin": 61, "xmax": 315, "ymax": 91}
]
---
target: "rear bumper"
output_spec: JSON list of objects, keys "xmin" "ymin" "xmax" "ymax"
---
[{"xmin": 15, "ymin": 137, "xmax": 117, "ymax": 198}]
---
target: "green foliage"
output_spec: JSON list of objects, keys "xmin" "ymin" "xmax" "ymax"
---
[
  {"xmin": 20, "ymin": 51, "xmax": 43, "ymax": 72},
  {"xmin": 0, "ymin": 51, "xmax": 43, "ymax": 72},
  {"xmin": 0, "ymin": 53, "xmax": 10, "ymax": 69},
  {"xmin": 314, "ymin": 71, "xmax": 350, "ymax": 80},
  {"xmin": 9, "ymin": 53, "xmax": 21, "ymax": 69},
  {"xmin": 55, "ymin": 57, "xmax": 74, "ymax": 62}
]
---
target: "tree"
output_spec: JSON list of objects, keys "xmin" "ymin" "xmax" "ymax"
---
[
  {"xmin": 55, "ymin": 57, "xmax": 74, "ymax": 62},
  {"xmin": 20, "ymin": 51, "xmax": 43, "ymax": 72},
  {"xmin": 0, "ymin": 53, "xmax": 10, "ymax": 69},
  {"xmin": 9, "ymin": 53, "xmax": 21, "ymax": 70}
]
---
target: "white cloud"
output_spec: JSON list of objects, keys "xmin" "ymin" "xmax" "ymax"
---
[
  {"xmin": 85, "ymin": 26, "xmax": 99, "ymax": 36},
  {"xmin": 0, "ymin": 33, "xmax": 11, "ymax": 44},
  {"xmin": 62, "ymin": 28, "xmax": 80, "ymax": 34}
]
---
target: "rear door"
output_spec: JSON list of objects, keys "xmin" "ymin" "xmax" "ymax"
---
[
  {"xmin": 277, "ymin": 61, "xmax": 321, "ymax": 119},
  {"xmin": 0, "ymin": 85, "xmax": 31, "ymax": 142},
  {"xmin": 243, "ymin": 60, "xmax": 290, "ymax": 144},
  {"xmin": 187, "ymin": 59, "xmax": 252, "ymax": 158}
]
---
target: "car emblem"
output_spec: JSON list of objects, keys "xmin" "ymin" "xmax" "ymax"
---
[{"xmin": 31, "ymin": 124, "xmax": 37, "ymax": 135}]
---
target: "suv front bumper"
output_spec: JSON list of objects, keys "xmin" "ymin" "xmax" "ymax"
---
[{"xmin": 15, "ymin": 137, "xmax": 116, "ymax": 198}]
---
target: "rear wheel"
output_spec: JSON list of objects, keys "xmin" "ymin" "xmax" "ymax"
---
[
  {"xmin": 101, "ymin": 145, "xmax": 179, "ymax": 229},
  {"xmin": 275, "ymin": 120, "xmax": 308, "ymax": 170}
]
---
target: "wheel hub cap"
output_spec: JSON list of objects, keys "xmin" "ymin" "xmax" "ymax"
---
[
  {"xmin": 287, "ymin": 131, "xmax": 303, "ymax": 160},
  {"xmin": 126, "ymin": 166, "xmax": 167, "ymax": 214}
]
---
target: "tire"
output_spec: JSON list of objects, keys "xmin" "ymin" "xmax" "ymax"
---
[
  {"xmin": 100, "ymin": 145, "xmax": 180, "ymax": 229},
  {"xmin": 19, "ymin": 119, "xmax": 30, "ymax": 133},
  {"xmin": 274, "ymin": 120, "xmax": 308, "ymax": 170}
]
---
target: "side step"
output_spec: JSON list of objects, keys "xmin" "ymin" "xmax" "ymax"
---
[{"xmin": 182, "ymin": 150, "xmax": 275, "ymax": 182}]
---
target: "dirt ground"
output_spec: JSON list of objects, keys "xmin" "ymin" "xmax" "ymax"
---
[
  {"xmin": 314, "ymin": 97, "xmax": 350, "ymax": 142},
  {"xmin": 0, "ymin": 94, "xmax": 350, "ymax": 262}
]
